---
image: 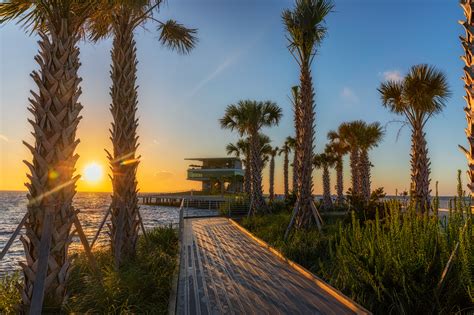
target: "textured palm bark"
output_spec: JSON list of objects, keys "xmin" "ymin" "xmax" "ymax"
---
[
  {"xmin": 411, "ymin": 125, "xmax": 431, "ymax": 211},
  {"xmin": 22, "ymin": 22, "xmax": 82, "ymax": 307},
  {"xmin": 249, "ymin": 131, "xmax": 267, "ymax": 214},
  {"xmin": 292, "ymin": 153, "xmax": 298, "ymax": 193},
  {"xmin": 244, "ymin": 147, "xmax": 252, "ymax": 195},
  {"xmin": 295, "ymin": 64, "xmax": 315, "ymax": 228},
  {"xmin": 283, "ymin": 150, "xmax": 289, "ymax": 198},
  {"xmin": 349, "ymin": 148, "xmax": 360, "ymax": 196},
  {"xmin": 335, "ymin": 157, "xmax": 344, "ymax": 204},
  {"xmin": 460, "ymin": 1, "xmax": 474, "ymax": 200},
  {"xmin": 359, "ymin": 150, "xmax": 371, "ymax": 203},
  {"xmin": 322, "ymin": 165, "xmax": 332, "ymax": 210},
  {"xmin": 108, "ymin": 12, "xmax": 140, "ymax": 266},
  {"xmin": 269, "ymin": 154, "xmax": 276, "ymax": 203}
]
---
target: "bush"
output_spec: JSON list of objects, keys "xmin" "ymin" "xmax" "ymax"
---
[
  {"xmin": 0, "ymin": 272, "xmax": 21, "ymax": 314},
  {"xmin": 242, "ymin": 200, "xmax": 473, "ymax": 314},
  {"xmin": 65, "ymin": 226, "xmax": 178, "ymax": 314}
]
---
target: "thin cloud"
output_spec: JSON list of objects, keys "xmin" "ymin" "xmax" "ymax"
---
[
  {"xmin": 0, "ymin": 134, "xmax": 9, "ymax": 142},
  {"xmin": 382, "ymin": 70, "xmax": 403, "ymax": 82},
  {"xmin": 189, "ymin": 30, "xmax": 265, "ymax": 97},
  {"xmin": 340, "ymin": 87, "xmax": 359, "ymax": 104}
]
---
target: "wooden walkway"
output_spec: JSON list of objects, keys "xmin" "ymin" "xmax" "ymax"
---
[{"xmin": 176, "ymin": 217, "xmax": 368, "ymax": 315}]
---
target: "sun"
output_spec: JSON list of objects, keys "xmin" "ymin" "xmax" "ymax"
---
[{"xmin": 82, "ymin": 162, "xmax": 103, "ymax": 183}]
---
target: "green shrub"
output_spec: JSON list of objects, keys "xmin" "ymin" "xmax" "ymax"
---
[
  {"xmin": 65, "ymin": 226, "xmax": 178, "ymax": 314},
  {"xmin": 0, "ymin": 272, "xmax": 21, "ymax": 314},
  {"xmin": 242, "ymin": 200, "xmax": 473, "ymax": 314}
]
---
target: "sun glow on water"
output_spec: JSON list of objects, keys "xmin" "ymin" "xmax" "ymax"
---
[{"xmin": 82, "ymin": 163, "xmax": 103, "ymax": 183}]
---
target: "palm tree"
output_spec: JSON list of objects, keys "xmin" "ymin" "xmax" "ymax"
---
[
  {"xmin": 88, "ymin": 1, "xmax": 197, "ymax": 266},
  {"xmin": 283, "ymin": 0, "xmax": 333, "ymax": 230},
  {"xmin": 326, "ymin": 135, "xmax": 349, "ymax": 204},
  {"xmin": 336, "ymin": 121, "xmax": 365, "ymax": 197},
  {"xmin": 285, "ymin": 136, "xmax": 297, "ymax": 192},
  {"xmin": 289, "ymin": 86, "xmax": 300, "ymax": 191},
  {"xmin": 226, "ymin": 139, "xmax": 251, "ymax": 195},
  {"xmin": 226, "ymin": 134, "xmax": 272, "ymax": 196},
  {"xmin": 220, "ymin": 100, "xmax": 282, "ymax": 215},
  {"xmin": 358, "ymin": 122, "xmax": 384, "ymax": 202},
  {"xmin": 460, "ymin": 1, "xmax": 474, "ymax": 200},
  {"xmin": 269, "ymin": 146, "xmax": 279, "ymax": 203},
  {"xmin": 278, "ymin": 137, "xmax": 293, "ymax": 198},
  {"xmin": 378, "ymin": 64, "xmax": 450, "ymax": 211},
  {"xmin": 313, "ymin": 149, "xmax": 337, "ymax": 210},
  {"xmin": 0, "ymin": 0, "xmax": 96, "ymax": 308}
]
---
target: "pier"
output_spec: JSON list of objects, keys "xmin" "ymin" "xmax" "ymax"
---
[{"xmin": 140, "ymin": 194, "xmax": 226, "ymax": 210}]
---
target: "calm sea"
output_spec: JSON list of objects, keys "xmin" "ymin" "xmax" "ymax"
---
[{"xmin": 0, "ymin": 191, "xmax": 179, "ymax": 276}]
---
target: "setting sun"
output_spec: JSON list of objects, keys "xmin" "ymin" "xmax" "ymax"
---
[{"xmin": 82, "ymin": 163, "xmax": 103, "ymax": 183}]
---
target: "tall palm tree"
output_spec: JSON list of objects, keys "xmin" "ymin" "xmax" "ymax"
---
[
  {"xmin": 278, "ymin": 137, "xmax": 293, "ymax": 198},
  {"xmin": 88, "ymin": 1, "xmax": 197, "ymax": 266},
  {"xmin": 220, "ymin": 100, "xmax": 282, "ymax": 215},
  {"xmin": 226, "ymin": 134, "xmax": 272, "ymax": 196},
  {"xmin": 358, "ymin": 122, "xmax": 384, "ymax": 202},
  {"xmin": 460, "ymin": 1, "xmax": 474, "ymax": 201},
  {"xmin": 337, "ymin": 121, "xmax": 365, "ymax": 197},
  {"xmin": 0, "ymin": 0, "xmax": 96, "ymax": 308},
  {"xmin": 313, "ymin": 150, "xmax": 337, "ymax": 210},
  {"xmin": 283, "ymin": 0, "xmax": 333, "ymax": 230},
  {"xmin": 269, "ymin": 146, "xmax": 279, "ymax": 203},
  {"xmin": 326, "ymin": 135, "xmax": 349, "ymax": 204},
  {"xmin": 379, "ymin": 64, "xmax": 450, "ymax": 211}
]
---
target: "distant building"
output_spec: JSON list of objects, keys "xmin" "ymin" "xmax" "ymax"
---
[{"xmin": 185, "ymin": 157, "xmax": 244, "ymax": 194}]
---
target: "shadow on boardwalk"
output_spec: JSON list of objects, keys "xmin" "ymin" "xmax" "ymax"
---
[{"xmin": 176, "ymin": 217, "xmax": 369, "ymax": 315}]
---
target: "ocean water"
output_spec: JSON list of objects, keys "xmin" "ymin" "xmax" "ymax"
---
[{"xmin": 0, "ymin": 191, "xmax": 179, "ymax": 275}]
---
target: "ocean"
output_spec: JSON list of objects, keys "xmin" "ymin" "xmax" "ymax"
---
[{"xmin": 0, "ymin": 191, "xmax": 179, "ymax": 276}]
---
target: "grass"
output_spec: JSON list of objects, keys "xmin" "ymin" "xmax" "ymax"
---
[
  {"xmin": 0, "ymin": 226, "xmax": 178, "ymax": 314},
  {"xmin": 65, "ymin": 226, "xmax": 178, "ymax": 314},
  {"xmin": 241, "ymin": 203, "xmax": 473, "ymax": 314},
  {"xmin": 0, "ymin": 272, "xmax": 21, "ymax": 314}
]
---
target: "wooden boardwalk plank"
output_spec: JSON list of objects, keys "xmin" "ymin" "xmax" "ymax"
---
[{"xmin": 176, "ymin": 217, "xmax": 367, "ymax": 315}]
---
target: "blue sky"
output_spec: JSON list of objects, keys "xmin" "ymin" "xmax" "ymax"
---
[{"xmin": 0, "ymin": 0, "xmax": 468, "ymax": 195}]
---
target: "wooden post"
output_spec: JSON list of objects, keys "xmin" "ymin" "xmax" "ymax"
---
[
  {"xmin": 90, "ymin": 205, "xmax": 111, "ymax": 250},
  {"xmin": 73, "ymin": 211, "xmax": 98, "ymax": 272},
  {"xmin": 0, "ymin": 212, "xmax": 27, "ymax": 260},
  {"xmin": 137, "ymin": 209, "xmax": 148, "ymax": 243},
  {"xmin": 29, "ymin": 211, "xmax": 53, "ymax": 315}
]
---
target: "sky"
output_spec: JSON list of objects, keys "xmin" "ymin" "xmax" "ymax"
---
[{"xmin": 0, "ymin": 0, "xmax": 468, "ymax": 195}]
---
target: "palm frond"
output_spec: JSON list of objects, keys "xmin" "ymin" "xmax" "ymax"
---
[{"xmin": 158, "ymin": 19, "xmax": 197, "ymax": 54}]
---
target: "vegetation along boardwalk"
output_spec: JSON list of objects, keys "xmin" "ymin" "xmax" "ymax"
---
[{"xmin": 176, "ymin": 217, "xmax": 369, "ymax": 314}]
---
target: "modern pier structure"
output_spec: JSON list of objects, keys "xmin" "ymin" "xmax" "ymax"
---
[{"xmin": 185, "ymin": 157, "xmax": 244, "ymax": 194}]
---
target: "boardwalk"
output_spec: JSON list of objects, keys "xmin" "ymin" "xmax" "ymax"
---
[{"xmin": 176, "ymin": 217, "xmax": 367, "ymax": 315}]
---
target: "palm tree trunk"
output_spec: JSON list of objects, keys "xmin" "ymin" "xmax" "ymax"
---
[
  {"xmin": 349, "ymin": 147, "xmax": 360, "ymax": 196},
  {"xmin": 283, "ymin": 151, "xmax": 289, "ymax": 198},
  {"xmin": 269, "ymin": 155, "xmax": 275, "ymax": 203},
  {"xmin": 461, "ymin": 0, "xmax": 474, "ymax": 202},
  {"xmin": 292, "ymin": 153, "xmax": 298, "ymax": 193},
  {"xmin": 335, "ymin": 157, "xmax": 344, "ymax": 204},
  {"xmin": 244, "ymin": 147, "xmax": 252, "ymax": 196},
  {"xmin": 359, "ymin": 149, "xmax": 371, "ymax": 203},
  {"xmin": 411, "ymin": 124, "xmax": 431, "ymax": 211},
  {"xmin": 250, "ymin": 130, "xmax": 267, "ymax": 214},
  {"xmin": 322, "ymin": 165, "xmax": 332, "ymax": 210},
  {"xmin": 22, "ymin": 21, "xmax": 82, "ymax": 308},
  {"xmin": 294, "ymin": 63, "xmax": 315, "ymax": 228},
  {"xmin": 108, "ymin": 12, "xmax": 140, "ymax": 266}
]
